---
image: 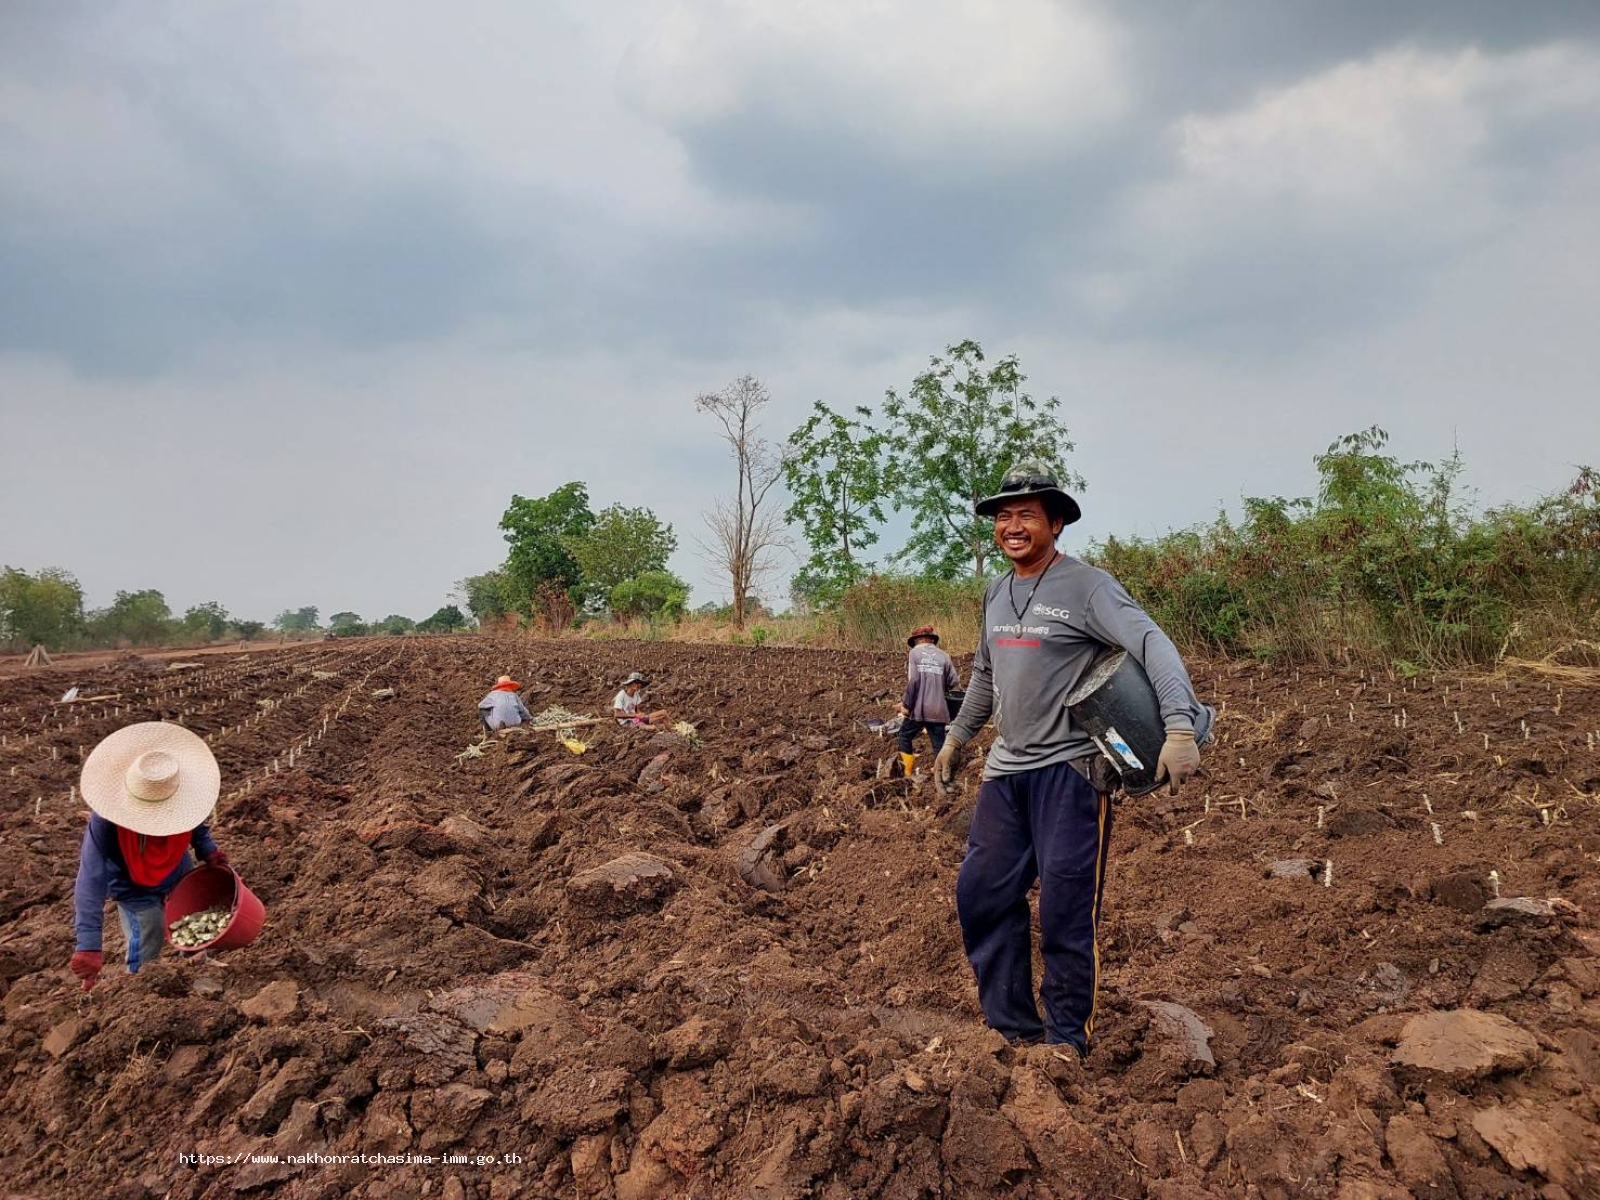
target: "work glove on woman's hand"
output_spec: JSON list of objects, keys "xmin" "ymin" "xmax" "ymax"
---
[
  {"xmin": 934, "ymin": 737, "xmax": 965, "ymax": 788},
  {"xmin": 202, "ymin": 849, "xmax": 230, "ymax": 870},
  {"xmin": 70, "ymin": 950, "xmax": 103, "ymax": 991},
  {"xmin": 1155, "ymin": 729, "xmax": 1201, "ymax": 795}
]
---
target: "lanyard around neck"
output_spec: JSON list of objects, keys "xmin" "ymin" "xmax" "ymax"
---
[{"xmin": 1006, "ymin": 550, "xmax": 1061, "ymax": 622}]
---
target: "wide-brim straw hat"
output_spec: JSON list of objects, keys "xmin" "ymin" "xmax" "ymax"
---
[
  {"xmin": 907, "ymin": 625, "xmax": 940, "ymax": 647},
  {"xmin": 81, "ymin": 722, "xmax": 220, "ymax": 836},
  {"xmin": 495, "ymin": 675, "xmax": 522, "ymax": 690}
]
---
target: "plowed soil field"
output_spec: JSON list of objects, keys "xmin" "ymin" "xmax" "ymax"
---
[{"xmin": 2, "ymin": 638, "xmax": 1598, "ymax": 1199}]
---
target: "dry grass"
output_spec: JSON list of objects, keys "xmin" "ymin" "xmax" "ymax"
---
[
  {"xmin": 568, "ymin": 613, "xmax": 826, "ymax": 647},
  {"xmin": 1480, "ymin": 640, "xmax": 1600, "ymax": 685}
]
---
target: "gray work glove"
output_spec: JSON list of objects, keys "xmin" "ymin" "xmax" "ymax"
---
[
  {"xmin": 934, "ymin": 736, "xmax": 965, "ymax": 790},
  {"xmin": 1155, "ymin": 729, "xmax": 1201, "ymax": 795}
]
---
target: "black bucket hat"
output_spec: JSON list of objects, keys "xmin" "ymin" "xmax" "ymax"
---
[{"xmin": 974, "ymin": 462, "xmax": 1082, "ymax": 525}]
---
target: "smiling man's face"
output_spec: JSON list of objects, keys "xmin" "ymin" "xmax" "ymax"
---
[{"xmin": 993, "ymin": 498, "xmax": 1063, "ymax": 570}]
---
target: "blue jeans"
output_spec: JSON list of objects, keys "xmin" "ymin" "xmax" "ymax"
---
[
  {"xmin": 955, "ymin": 761, "xmax": 1112, "ymax": 1052},
  {"xmin": 116, "ymin": 898, "xmax": 168, "ymax": 973}
]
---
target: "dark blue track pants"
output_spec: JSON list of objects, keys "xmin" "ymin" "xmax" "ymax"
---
[
  {"xmin": 956, "ymin": 761, "xmax": 1112, "ymax": 1052},
  {"xmin": 897, "ymin": 719, "xmax": 947, "ymax": 755}
]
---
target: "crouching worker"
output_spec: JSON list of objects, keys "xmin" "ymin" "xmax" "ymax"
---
[
  {"xmin": 613, "ymin": 672, "xmax": 669, "ymax": 727},
  {"xmin": 898, "ymin": 625, "xmax": 960, "ymax": 777},
  {"xmin": 479, "ymin": 675, "xmax": 532, "ymax": 732},
  {"xmin": 70, "ymin": 722, "xmax": 229, "ymax": 990}
]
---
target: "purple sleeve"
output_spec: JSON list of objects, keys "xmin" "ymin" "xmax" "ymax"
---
[
  {"xmin": 902, "ymin": 677, "xmax": 917, "ymax": 710},
  {"xmin": 944, "ymin": 655, "xmax": 959, "ymax": 691},
  {"xmin": 190, "ymin": 821, "xmax": 218, "ymax": 860},
  {"xmin": 73, "ymin": 822, "xmax": 110, "ymax": 952}
]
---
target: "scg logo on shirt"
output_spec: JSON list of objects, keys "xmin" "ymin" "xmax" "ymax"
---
[{"xmin": 1032, "ymin": 604, "xmax": 1072, "ymax": 620}]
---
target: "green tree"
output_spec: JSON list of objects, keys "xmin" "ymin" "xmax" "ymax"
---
[
  {"xmin": 375, "ymin": 614, "xmax": 416, "ymax": 635},
  {"xmin": 566, "ymin": 505, "xmax": 677, "ymax": 610},
  {"xmin": 328, "ymin": 611, "xmax": 367, "ymax": 638},
  {"xmin": 783, "ymin": 401, "xmax": 887, "ymax": 605},
  {"xmin": 182, "ymin": 601, "xmax": 230, "ymax": 641},
  {"xmin": 95, "ymin": 589, "xmax": 173, "ymax": 645},
  {"xmin": 0, "ymin": 566, "xmax": 85, "ymax": 649},
  {"xmin": 788, "ymin": 566, "xmax": 829, "ymax": 614},
  {"xmin": 609, "ymin": 571, "xmax": 690, "ymax": 621},
  {"xmin": 417, "ymin": 604, "xmax": 468, "ymax": 633},
  {"xmin": 234, "ymin": 620, "xmax": 267, "ymax": 641},
  {"xmin": 882, "ymin": 340, "xmax": 1085, "ymax": 577},
  {"xmin": 273, "ymin": 607, "xmax": 320, "ymax": 634},
  {"xmin": 500, "ymin": 482, "xmax": 594, "ymax": 604},
  {"xmin": 456, "ymin": 568, "xmax": 523, "ymax": 625}
]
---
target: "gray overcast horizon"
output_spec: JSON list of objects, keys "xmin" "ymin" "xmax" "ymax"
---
[{"xmin": 3, "ymin": 1, "xmax": 1599, "ymax": 623}]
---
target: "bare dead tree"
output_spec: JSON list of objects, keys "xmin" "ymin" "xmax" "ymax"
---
[{"xmin": 695, "ymin": 375, "xmax": 786, "ymax": 628}]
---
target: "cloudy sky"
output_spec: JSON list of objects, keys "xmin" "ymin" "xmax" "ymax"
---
[{"xmin": 3, "ymin": 1, "xmax": 1598, "ymax": 623}]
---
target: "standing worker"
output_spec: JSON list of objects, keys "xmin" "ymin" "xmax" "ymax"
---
[
  {"xmin": 897, "ymin": 625, "xmax": 960, "ymax": 777},
  {"xmin": 936, "ymin": 463, "xmax": 1211, "ymax": 1057},
  {"xmin": 70, "ymin": 722, "xmax": 231, "ymax": 990},
  {"xmin": 478, "ymin": 675, "xmax": 533, "ymax": 732}
]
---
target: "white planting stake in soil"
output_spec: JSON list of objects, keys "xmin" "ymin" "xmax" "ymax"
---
[
  {"xmin": 1489, "ymin": 869, "xmax": 1502, "ymax": 898},
  {"xmin": 1322, "ymin": 860, "xmax": 1333, "ymax": 888},
  {"xmin": 1431, "ymin": 822, "xmax": 1444, "ymax": 846},
  {"xmin": 1316, "ymin": 805, "xmax": 1325, "ymax": 829}
]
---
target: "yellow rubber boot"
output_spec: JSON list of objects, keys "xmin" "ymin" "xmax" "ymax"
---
[{"xmin": 900, "ymin": 752, "xmax": 917, "ymax": 777}]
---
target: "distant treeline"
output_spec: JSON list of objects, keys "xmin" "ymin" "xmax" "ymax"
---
[{"xmin": 0, "ymin": 583, "xmax": 470, "ymax": 654}]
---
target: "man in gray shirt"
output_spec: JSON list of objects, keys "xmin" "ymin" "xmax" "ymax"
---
[{"xmin": 935, "ymin": 463, "xmax": 1207, "ymax": 1056}]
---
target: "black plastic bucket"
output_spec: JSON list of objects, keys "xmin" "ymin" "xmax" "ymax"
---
[
  {"xmin": 1065, "ymin": 650, "xmax": 1169, "ymax": 796},
  {"xmin": 945, "ymin": 689, "xmax": 965, "ymax": 721}
]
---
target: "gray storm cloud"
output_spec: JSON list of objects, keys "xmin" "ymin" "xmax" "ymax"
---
[{"xmin": 2, "ymin": 0, "xmax": 1597, "ymax": 620}]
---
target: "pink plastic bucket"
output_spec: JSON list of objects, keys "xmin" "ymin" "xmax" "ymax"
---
[{"xmin": 163, "ymin": 864, "xmax": 266, "ymax": 952}]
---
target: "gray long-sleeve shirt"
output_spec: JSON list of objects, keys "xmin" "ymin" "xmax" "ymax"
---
[
  {"xmin": 479, "ymin": 688, "xmax": 532, "ymax": 730},
  {"xmin": 948, "ymin": 554, "xmax": 1206, "ymax": 779},
  {"xmin": 902, "ymin": 643, "xmax": 960, "ymax": 723}
]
